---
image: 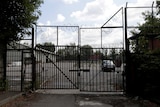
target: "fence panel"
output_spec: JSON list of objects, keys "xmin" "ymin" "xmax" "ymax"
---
[
  {"xmin": 35, "ymin": 46, "xmax": 125, "ymax": 92},
  {"xmin": 80, "ymin": 48, "xmax": 124, "ymax": 92},
  {"xmin": 35, "ymin": 46, "xmax": 79, "ymax": 89}
]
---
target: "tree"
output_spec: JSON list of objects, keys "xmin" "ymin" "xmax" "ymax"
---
[
  {"xmin": 81, "ymin": 45, "xmax": 93, "ymax": 60},
  {"xmin": 0, "ymin": 0, "xmax": 43, "ymax": 44},
  {"xmin": 65, "ymin": 43, "xmax": 78, "ymax": 60},
  {"xmin": 36, "ymin": 42, "xmax": 55, "ymax": 52},
  {"xmin": 0, "ymin": 0, "xmax": 43, "ymax": 82},
  {"xmin": 156, "ymin": 0, "xmax": 160, "ymax": 14},
  {"xmin": 94, "ymin": 50, "xmax": 103, "ymax": 57},
  {"xmin": 129, "ymin": 9, "xmax": 160, "ymax": 97},
  {"xmin": 55, "ymin": 43, "xmax": 78, "ymax": 61},
  {"xmin": 91, "ymin": 50, "xmax": 103, "ymax": 61},
  {"xmin": 130, "ymin": 11, "xmax": 160, "ymax": 53},
  {"xmin": 109, "ymin": 48, "xmax": 118, "ymax": 60}
]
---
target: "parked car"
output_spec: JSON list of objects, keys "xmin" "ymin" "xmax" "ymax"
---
[{"xmin": 102, "ymin": 60, "xmax": 115, "ymax": 72}]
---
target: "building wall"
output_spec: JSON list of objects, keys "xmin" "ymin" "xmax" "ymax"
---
[
  {"xmin": 7, "ymin": 43, "xmax": 56, "ymax": 65},
  {"xmin": 149, "ymin": 39, "xmax": 160, "ymax": 50}
]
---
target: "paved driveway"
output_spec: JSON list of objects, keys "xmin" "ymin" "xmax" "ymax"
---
[{"xmin": 12, "ymin": 93, "xmax": 158, "ymax": 107}]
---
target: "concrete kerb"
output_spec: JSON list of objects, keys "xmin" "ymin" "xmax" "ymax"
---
[{"xmin": 35, "ymin": 89, "xmax": 124, "ymax": 95}]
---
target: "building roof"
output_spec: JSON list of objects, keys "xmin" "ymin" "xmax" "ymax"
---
[{"xmin": 129, "ymin": 33, "xmax": 160, "ymax": 40}]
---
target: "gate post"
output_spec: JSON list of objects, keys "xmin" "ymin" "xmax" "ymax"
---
[
  {"xmin": 3, "ymin": 43, "xmax": 7, "ymax": 91},
  {"xmin": 21, "ymin": 50, "xmax": 24, "ymax": 91},
  {"xmin": 124, "ymin": 4, "xmax": 132, "ymax": 95},
  {"xmin": 31, "ymin": 27, "xmax": 36, "ymax": 90},
  {"xmin": 124, "ymin": 5, "xmax": 128, "ymax": 94},
  {"xmin": 77, "ymin": 47, "xmax": 81, "ymax": 89}
]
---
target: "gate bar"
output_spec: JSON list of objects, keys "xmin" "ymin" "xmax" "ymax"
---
[
  {"xmin": 36, "ymin": 25, "xmax": 79, "ymax": 27},
  {"xmin": 31, "ymin": 27, "xmax": 36, "ymax": 90},
  {"xmin": 101, "ymin": 7, "xmax": 123, "ymax": 27}
]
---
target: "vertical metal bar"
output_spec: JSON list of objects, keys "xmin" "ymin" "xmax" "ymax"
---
[
  {"xmin": 122, "ymin": 7, "xmax": 125, "ymax": 92},
  {"xmin": 77, "ymin": 28, "xmax": 81, "ymax": 89},
  {"xmin": 59, "ymin": 46, "xmax": 61, "ymax": 89},
  {"xmin": 60, "ymin": 46, "xmax": 62, "ymax": 89},
  {"xmin": 78, "ymin": 26, "xmax": 80, "ymax": 47},
  {"xmin": 31, "ymin": 27, "xmax": 35, "ymax": 90},
  {"xmin": 101, "ymin": 28, "xmax": 103, "ymax": 48},
  {"xmin": 21, "ymin": 50, "xmax": 24, "ymax": 91},
  {"xmin": 56, "ymin": 46, "xmax": 58, "ymax": 89},
  {"xmin": 42, "ymin": 54, "xmax": 45, "ymax": 89},
  {"xmin": 122, "ymin": 7, "xmax": 125, "ymax": 49},
  {"xmin": 3, "ymin": 43, "xmax": 7, "ymax": 91},
  {"xmin": 76, "ymin": 46, "xmax": 78, "ymax": 89},
  {"xmin": 35, "ymin": 25, "xmax": 37, "ymax": 46},
  {"xmin": 57, "ymin": 26, "xmax": 58, "ymax": 46},
  {"xmin": 124, "ymin": 3, "xmax": 130, "ymax": 93},
  {"xmin": 77, "ymin": 46, "xmax": 81, "ymax": 89},
  {"xmin": 124, "ymin": 5, "xmax": 128, "ymax": 56}
]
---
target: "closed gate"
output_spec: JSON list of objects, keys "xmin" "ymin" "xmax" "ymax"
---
[
  {"xmin": 35, "ymin": 46, "xmax": 124, "ymax": 92},
  {"xmin": 6, "ymin": 48, "xmax": 34, "ymax": 91},
  {"xmin": 36, "ymin": 46, "xmax": 79, "ymax": 89},
  {"xmin": 6, "ymin": 28, "xmax": 35, "ymax": 92},
  {"xmin": 35, "ymin": 8, "xmax": 124, "ymax": 92},
  {"xmin": 80, "ymin": 48, "xmax": 124, "ymax": 92}
]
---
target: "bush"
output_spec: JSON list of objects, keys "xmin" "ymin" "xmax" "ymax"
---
[
  {"xmin": 0, "ymin": 78, "xmax": 8, "ymax": 91},
  {"xmin": 130, "ymin": 53, "xmax": 160, "ymax": 97}
]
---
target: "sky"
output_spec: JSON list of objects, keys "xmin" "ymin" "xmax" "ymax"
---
[{"xmin": 36, "ymin": 0, "xmax": 156, "ymax": 47}]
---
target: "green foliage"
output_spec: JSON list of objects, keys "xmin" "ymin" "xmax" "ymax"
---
[
  {"xmin": 0, "ymin": 0, "xmax": 43, "ymax": 44},
  {"xmin": 56, "ymin": 44, "xmax": 94, "ymax": 61},
  {"xmin": 132, "ymin": 53, "xmax": 160, "ymax": 73},
  {"xmin": 56, "ymin": 43, "xmax": 78, "ymax": 61},
  {"xmin": 130, "ymin": 10, "xmax": 160, "ymax": 71},
  {"xmin": 36, "ymin": 42, "xmax": 55, "ymax": 52},
  {"xmin": 130, "ymin": 11, "xmax": 160, "ymax": 53},
  {"xmin": 109, "ymin": 48, "xmax": 118, "ymax": 60},
  {"xmin": 0, "ymin": 79, "xmax": 8, "ymax": 91},
  {"xmin": 80, "ymin": 45, "xmax": 93, "ymax": 60},
  {"xmin": 129, "ymin": 8, "xmax": 160, "ymax": 97},
  {"xmin": 156, "ymin": 1, "xmax": 160, "ymax": 15},
  {"xmin": 131, "ymin": 36, "xmax": 149, "ymax": 53}
]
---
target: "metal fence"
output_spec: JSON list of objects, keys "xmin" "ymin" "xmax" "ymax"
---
[
  {"xmin": 5, "ymin": 28, "xmax": 34, "ymax": 92},
  {"xmin": 35, "ymin": 46, "xmax": 125, "ymax": 92},
  {"xmin": 35, "ymin": 46, "xmax": 79, "ymax": 89},
  {"xmin": 6, "ymin": 48, "xmax": 34, "ymax": 91}
]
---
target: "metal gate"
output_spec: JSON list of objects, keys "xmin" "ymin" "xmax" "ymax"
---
[
  {"xmin": 35, "ymin": 7, "xmax": 125, "ymax": 92},
  {"xmin": 6, "ymin": 48, "xmax": 33, "ymax": 91},
  {"xmin": 6, "ymin": 28, "xmax": 35, "ymax": 92},
  {"xmin": 35, "ymin": 46, "xmax": 79, "ymax": 89},
  {"xmin": 35, "ymin": 46, "xmax": 124, "ymax": 92},
  {"xmin": 80, "ymin": 47, "xmax": 124, "ymax": 92}
]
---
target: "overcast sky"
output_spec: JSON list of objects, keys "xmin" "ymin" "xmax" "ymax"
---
[{"xmin": 36, "ymin": 0, "xmax": 155, "ymax": 47}]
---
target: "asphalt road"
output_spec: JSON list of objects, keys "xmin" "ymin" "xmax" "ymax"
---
[{"xmin": 10, "ymin": 93, "xmax": 156, "ymax": 107}]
